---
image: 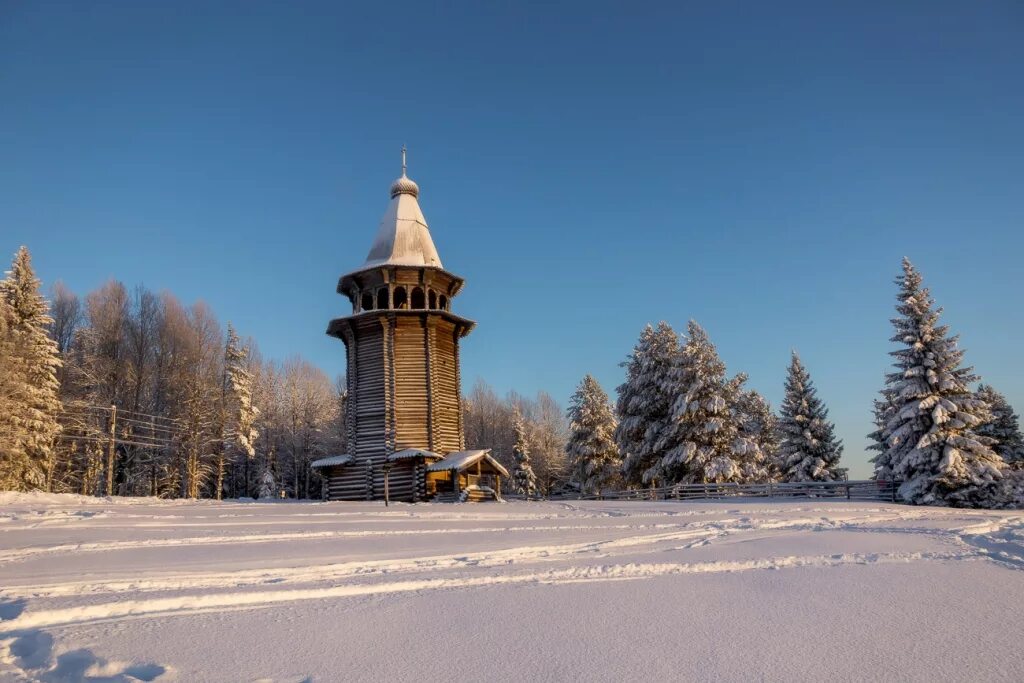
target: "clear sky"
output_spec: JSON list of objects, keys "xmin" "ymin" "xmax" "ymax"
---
[{"xmin": 2, "ymin": 1, "xmax": 1022, "ymax": 477}]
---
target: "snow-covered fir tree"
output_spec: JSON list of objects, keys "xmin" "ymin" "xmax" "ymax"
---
[
  {"xmin": 565, "ymin": 374, "xmax": 620, "ymax": 495},
  {"xmin": 775, "ymin": 352, "xmax": 844, "ymax": 482},
  {"xmin": 615, "ymin": 322, "xmax": 679, "ymax": 485},
  {"xmin": 258, "ymin": 466, "xmax": 276, "ymax": 499},
  {"xmin": 976, "ymin": 385, "xmax": 1024, "ymax": 467},
  {"xmin": 866, "ymin": 382, "xmax": 897, "ymax": 481},
  {"xmin": 0, "ymin": 294, "xmax": 16, "ymax": 486},
  {"xmin": 510, "ymin": 407, "xmax": 537, "ymax": 496},
  {"xmin": 657, "ymin": 321, "xmax": 766, "ymax": 484},
  {"xmin": 0, "ymin": 247, "xmax": 62, "ymax": 491},
  {"xmin": 211, "ymin": 324, "xmax": 260, "ymax": 499},
  {"xmin": 736, "ymin": 390, "xmax": 780, "ymax": 479},
  {"xmin": 872, "ymin": 258, "xmax": 1005, "ymax": 507},
  {"xmin": 224, "ymin": 324, "xmax": 259, "ymax": 460}
]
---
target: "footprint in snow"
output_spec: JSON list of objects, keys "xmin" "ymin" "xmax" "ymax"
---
[{"xmin": 2, "ymin": 624, "xmax": 170, "ymax": 682}]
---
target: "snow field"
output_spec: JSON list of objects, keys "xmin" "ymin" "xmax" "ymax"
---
[{"xmin": 0, "ymin": 494, "xmax": 1022, "ymax": 682}]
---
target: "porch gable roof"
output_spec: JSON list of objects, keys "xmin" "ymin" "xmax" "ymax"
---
[{"xmin": 425, "ymin": 449, "xmax": 510, "ymax": 478}]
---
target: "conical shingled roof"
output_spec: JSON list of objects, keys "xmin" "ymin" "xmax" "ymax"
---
[{"xmin": 358, "ymin": 152, "xmax": 442, "ymax": 271}]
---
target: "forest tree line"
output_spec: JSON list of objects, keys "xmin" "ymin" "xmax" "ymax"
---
[
  {"xmin": 2, "ymin": 247, "xmax": 1023, "ymax": 507},
  {"xmin": 1, "ymin": 246, "xmax": 344, "ymax": 498}
]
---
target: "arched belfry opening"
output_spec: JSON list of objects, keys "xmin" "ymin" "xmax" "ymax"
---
[
  {"xmin": 411, "ymin": 287, "xmax": 426, "ymax": 310},
  {"xmin": 393, "ymin": 287, "xmax": 407, "ymax": 310},
  {"xmin": 320, "ymin": 150, "xmax": 495, "ymax": 502}
]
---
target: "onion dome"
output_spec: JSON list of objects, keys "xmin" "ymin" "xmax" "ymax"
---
[{"xmin": 390, "ymin": 173, "xmax": 419, "ymax": 198}]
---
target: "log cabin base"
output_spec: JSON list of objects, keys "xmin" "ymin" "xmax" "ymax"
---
[{"xmin": 314, "ymin": 448, "xmax": 508, "ymax": 503}]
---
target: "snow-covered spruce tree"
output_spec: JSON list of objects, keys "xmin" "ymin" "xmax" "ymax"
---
[
  {"xmin": 976, "ymin": 385, "xmax": 1024, "ymax": 467},
  {"xmin": 225, "ymin": 325, "xmax": 259, "ymax": 456},
  {"xmin": 510, "ymin": 407, "xmax": 537, "ymax": 496},
  {"xmin": 615, "ymin": 322, "xmax": 679, "ymax": 486},
  {"xmin": 0, "ymin": 247, "xmax": 62, "ymax": 491},
  {"xmin": 775, "ymin": 352, "xmax": 844, "ymax": 482},
  {"xmin": 874, "ymin": 258, "xmax": 1004, "ymax": 507},
  {"xmin": 215, "ymin": 324, "xmax": 260, "ymax": 499},
  {"xmin": 566, "ymin": 374, "xmax": 620, "ymax": 495},
  {"xmin": 0, "ymin": 294, "xmax": 17, "ymax": 488},
  {"xmin": 258, "ymin": 465, "xmax": 276, "ymax": 499},
  {"xmin": 736, "ymin": 390, "xmax": 780, "ymax": 479},
  {"xmin": 656, "ymin": 321, "xmax": 766, "ymax": 484},
  {"xmin": 867, "ymin": 383, "xmax": 897, "ymax": 481}
]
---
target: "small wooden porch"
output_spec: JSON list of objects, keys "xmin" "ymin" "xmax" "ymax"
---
[{"xmin": 425, "ymin": 449, "xmax": 509, "ymax": 502}]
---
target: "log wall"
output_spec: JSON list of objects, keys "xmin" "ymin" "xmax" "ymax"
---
[
  {"xmin": 394, "ymin": 316, "xmax": 430, "ymax": 451},
  {"xmin": 430, "ymin": 320, "xmax": 464, "ymax": 454}
]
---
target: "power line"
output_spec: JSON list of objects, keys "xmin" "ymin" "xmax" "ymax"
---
[
  {"xmin": 112, "ymin": 418, "xmax": 183, "ymax": 436},
  {"xmin": 62, "ymin": 411, "xmax": 184, "ymax": 435},
  {"xmin": 57, "ymin": 434, "xmax": 174, "ymax": 450},
  {"xmin": 60, "ymin": 404, "xmax": 185, "ymax": 427},
  {"xmin": 62, "ymin": 403, "xmax": 184, "ymax": 425},
  {"xmin": 58, "ymin": 416, "xmax": 185, "ymax": 439}
]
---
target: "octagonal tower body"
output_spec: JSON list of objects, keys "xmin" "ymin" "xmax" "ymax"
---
[{"xmin": 325, "ymin": 164, "xmax": 474, "ymax": 501}]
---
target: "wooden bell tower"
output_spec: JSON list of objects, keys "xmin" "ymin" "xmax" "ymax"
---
[{"xmin": 323, "ymin": 150, "xmax": 475, "ymax": 501}]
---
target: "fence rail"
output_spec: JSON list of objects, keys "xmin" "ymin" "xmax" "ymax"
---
[{"xmin": 525, "ymin": 479, "xmax": 903, "ymax": 503}]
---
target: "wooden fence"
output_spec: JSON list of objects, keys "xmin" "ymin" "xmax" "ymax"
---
[{"xmin": 523, "ymin": 479, "xmax": 903, "ymax": 503}]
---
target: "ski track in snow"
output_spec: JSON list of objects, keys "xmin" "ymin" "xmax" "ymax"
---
[
  {"xmin": 0, "ymin": 551, "xmax": 982, "ymax": 634},
  {"xmin": 0, "ymin": 517, "xmax": 865, "ymax": 597},
  {"xmin": 0, "ymin": 497, "xmax": 1021, "ymax": 682},
  {"xmin": 3, "ymin": 515, "xmax": 1020, "ymax": 604},
  {"xmin": 0, "ymin": 522, "xmax": 691, "ymax": 564}
]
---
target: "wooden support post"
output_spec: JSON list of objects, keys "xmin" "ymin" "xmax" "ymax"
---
[{"xmin": 106, "ymin": 404, "xmax": 116, "ymax": 497}]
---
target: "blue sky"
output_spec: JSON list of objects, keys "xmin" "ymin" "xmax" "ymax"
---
[{"xmin": 2, "ymin": 1, "xmax": 1022, "ymax": 477}]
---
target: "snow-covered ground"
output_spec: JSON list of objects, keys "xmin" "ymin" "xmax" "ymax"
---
[{"xmin": 0, "ymin": 494, "xmax": 1022, "ymax": 682}]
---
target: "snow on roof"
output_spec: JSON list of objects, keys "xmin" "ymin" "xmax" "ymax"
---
[
  {"xmin": 387, "ymin": 448, "xmax": 443, "ymax": 462},
  {"xmin": 426, "ymin": 450, "xmax": 510, "ymax": 477},
  {"xmin": 310, "ymin": 454, "xmax": 354, "ymax": 469},
  {"xmin": 356, "ymin": 173, "xmax": 442, "ymax": 272}
]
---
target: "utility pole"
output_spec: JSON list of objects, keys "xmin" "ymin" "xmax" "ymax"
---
[
  {"xmin": 150, "ymin": 415, "xmax": 158, "ymax": 496},
  {"xmin": 106, "ymin": 404, "xmax": 117, "ymax": 496}
]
